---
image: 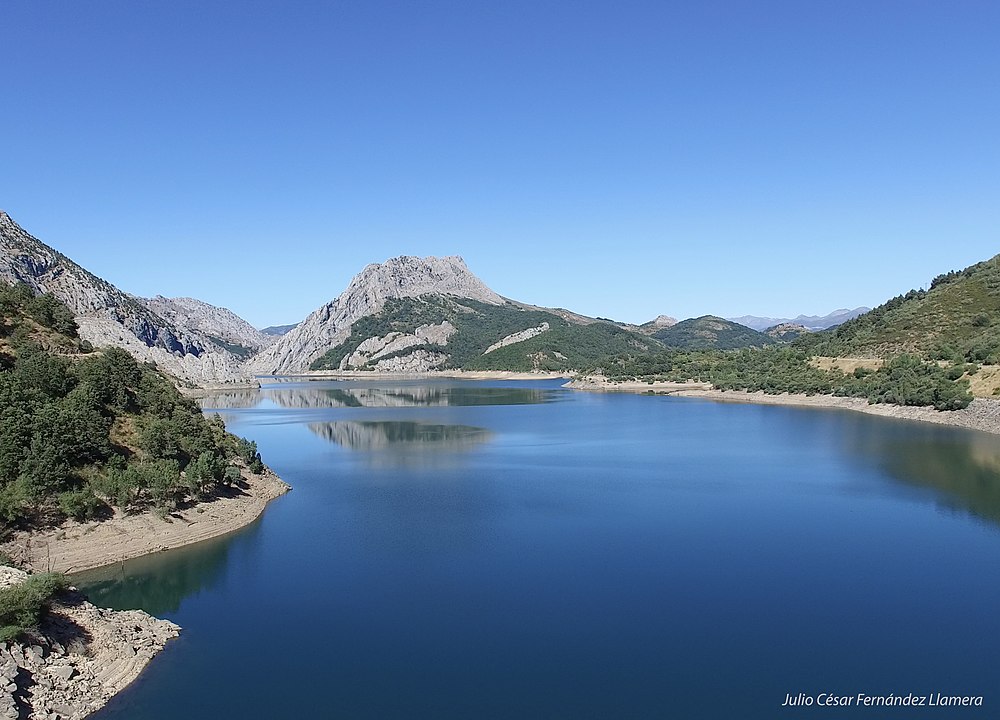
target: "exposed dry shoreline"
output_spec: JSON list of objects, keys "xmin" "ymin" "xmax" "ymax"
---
[
  {"xmin": 243, "ymin": 370, "xmax": 1000, "ymax": 437},
  {"xmin": 565, "ymin": 378, "xmax": 1000, "ymax": 437},
  {"xmin": 1, "ymin": 465, "xmax": 290, "ymax": 576}
]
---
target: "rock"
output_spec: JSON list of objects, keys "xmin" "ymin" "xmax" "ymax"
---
[
  {"xmin": 342, "ymin": 321, "xmax": 457, "ymax": 370},
  {"xmin": 145, "ymin": 296, "xmax": 275, "ymax": 353},
  {"xmin": 249, "ymin": 255, "xmax": 505, "ymax": 374},
  {"xmin": 484, "ymin": 322, "xmax": 550, "ymax": 354},
  {"xmin": 48, "ymin": 665, "xmax": 76, "ymax": 681},
  {"xmin": 0, "ymin": 569, "xmax": 180, "ymax": 719}
]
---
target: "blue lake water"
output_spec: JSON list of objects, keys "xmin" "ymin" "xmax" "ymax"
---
[{"xmin": 80, "ymin": 379, "xmax": 1000, "ymax": 718}]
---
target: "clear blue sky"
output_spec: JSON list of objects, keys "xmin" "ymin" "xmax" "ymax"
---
[{"xmin": 2, "ymin": 1, "xmax": 998, "ymax": 327}]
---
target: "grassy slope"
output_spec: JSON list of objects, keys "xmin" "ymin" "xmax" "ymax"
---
[{"xmin": 799, "ymin": 255, "xmax": 1000, "ymax": 362}]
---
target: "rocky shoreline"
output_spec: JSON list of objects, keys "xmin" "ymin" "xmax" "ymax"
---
[
  {"xmin": 0, "ymin": 463, "xmax": 289, "ymax": 718},
  {"xmin": 1, "ymin": 567, "xmax": 179, "ymax": 720},
  {"xmin": 2, "ymin": 464, "xmax": 290, "ymax": 575}
]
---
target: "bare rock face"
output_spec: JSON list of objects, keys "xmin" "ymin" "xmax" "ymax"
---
[
  {"xmin": 249, "ymin": 255, "xmax": 504, "ymax": 375},
  {"xmin": 144, "ymin": 296, "xmax": 274, "ymax": 354},
  {"xmin": 0, "ymin": 211, "xmax": 249, "ymax": 383},
  {"xmin": 484, "ymin": 322, "xmax": 549, "ymax": 355},
  {"xmin": 342, "ymin": 321, "xmax": 456, "ymax": 370}
]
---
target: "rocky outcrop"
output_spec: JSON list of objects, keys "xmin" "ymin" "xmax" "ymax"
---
[
  {"xmin": 636, "ymin": 314, "xmax": 677, "ymax": 334},
  {"xmin": 765, "ymin": 322, "xmax": 810, "ymax": 341},
  {"xmin": 484, "ymin": 322, "xmax": 549, "ymax": 354},
  {"xmin": 368, "ymin": 349, "xmax": 449, "ymax": 373},
  {"xmin": 0, "ymin": 211, "xmax": 249, "ymax": 384},
  {"xmin": 650, "ymin": 315, "xmax": 677, "ymax": 328},
  {"xmin": 342, "ymin": 321, "xmax": 456, "ymax": 369},
  {"xmin": 0, "ymin": 567, "xmax": 179, "ymax": 720},
  {"xmin": 144, "ymin": 296, "xmax": 274, "ymax": 353},
  {"xmin": 248, "ymin": 256, "xmax": 504, "ymax": 375}
]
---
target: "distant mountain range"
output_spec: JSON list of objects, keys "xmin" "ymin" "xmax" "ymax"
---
[
  {"xmin": 249, "ymin": 255, "xmax": 658, "ymax": 375},
  {"xmin": 3, "ymin": 210, "xmax": 993, "ymax": 386},
  {"xmin": 727, "ymin": 308, "xmax": 870, "ymax": 331}
]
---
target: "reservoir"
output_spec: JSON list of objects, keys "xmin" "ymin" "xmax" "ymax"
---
[{"xmin": 81, "ymin": 379, "xmax": 1000, "ymax": 718}]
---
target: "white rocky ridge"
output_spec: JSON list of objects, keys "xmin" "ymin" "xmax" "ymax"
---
[
  {"xmin": 0, "ymin": 211, "xmax": 249, "ymax": 384},
  {"xmin": 342, "ymin": 321, "xmax": 456, "ymax": 369},
  {"xmin": 483, "ymin": 322, "xmax": 550, "ymax": 354},
  {"xmin": 249, "ymin": 255, "xmax": 505, "ymax": 375}
]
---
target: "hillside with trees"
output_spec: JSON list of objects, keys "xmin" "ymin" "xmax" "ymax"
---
[
  {"xmin": 580, "ymin": 255, "xmax": 1000, "ymax": 410},
  {"xmin": 799, "ymin": 255, "xmax": 1000, "ymax": 363},
  {"xmin": 0, "ymin": 282, "xmax": 267, "ymax": 531},
  {"xmin": 652, "ymin": 316, "xmax": 776, "ymax": 350},
  {"xmin": 590, "ymin": 347, "xmax": 973, "ymax": 411}
]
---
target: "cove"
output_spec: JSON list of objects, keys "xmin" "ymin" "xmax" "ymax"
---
[{"xmin": 79, "ymin": 379, "xmax": 1000, "ymax": 719}]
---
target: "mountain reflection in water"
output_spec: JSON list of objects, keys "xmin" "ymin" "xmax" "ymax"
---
[
  {"xmin": 309, "ymin": 421, "xmax": 490, "ymax": 466},
  {"xmin": 200, "ymin": 381, "xmax": 558, "ymax": 411}
]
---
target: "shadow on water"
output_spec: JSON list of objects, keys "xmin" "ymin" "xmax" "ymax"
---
[
  {"xmin": 845, "ymin": 419, "xmax": 1000, "ymax": 527},
  {"xmin": 71, "ymin": 520, "xmax": 261, "ymax": 617}
]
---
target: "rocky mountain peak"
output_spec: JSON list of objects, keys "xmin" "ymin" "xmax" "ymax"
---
[
  {"xmin": 248, "ymin": 255, "xmax": 505, "ymax": 375},
  {"xmin": 344, "ymin": 255, "xmax": 503, "ymax": 307}
]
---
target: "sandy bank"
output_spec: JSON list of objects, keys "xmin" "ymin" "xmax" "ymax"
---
[
  {"xmin": 2, "ymin": 466, "xmax": 290, "ymax": 576},
  {"xmin": 565, "ymin": 378, "xmax": 1000, "ymax": 437}
]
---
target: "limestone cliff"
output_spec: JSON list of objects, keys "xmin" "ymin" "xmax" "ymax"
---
[{"xmin": 144, "ymin": 295, "xmax": 274, "ymax": 355}]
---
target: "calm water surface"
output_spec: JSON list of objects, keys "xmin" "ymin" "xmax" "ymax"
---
[{"xmin": 80, "ymin": 379, "xmax": 1000, "ymax": 719}]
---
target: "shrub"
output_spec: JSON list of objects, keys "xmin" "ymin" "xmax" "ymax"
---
[
  {"xmin": 0, "ymin": 572, "xmax": 68, "ymax": 642},
  {"xmin": 58, "ymin": 488, "xmax": 107, "ymax": 521}
]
